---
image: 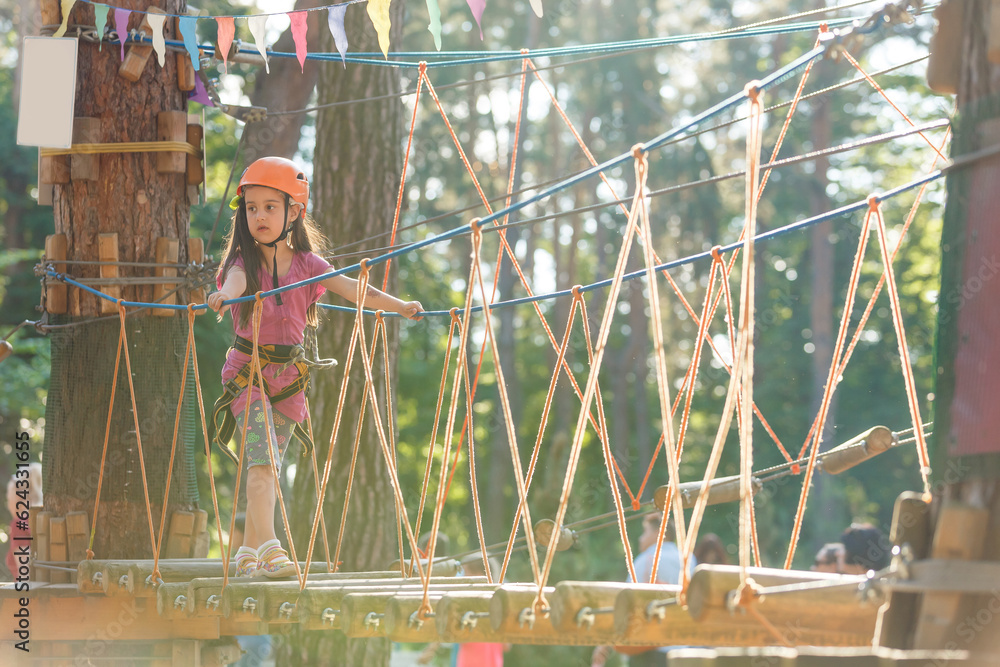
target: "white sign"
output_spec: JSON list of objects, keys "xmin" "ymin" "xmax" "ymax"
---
[{"xmin": 17, "ymin": 37, "xmax": 79, "ymax": 149}]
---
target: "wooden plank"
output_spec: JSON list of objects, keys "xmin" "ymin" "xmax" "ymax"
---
[
  {"xmin": 186, "ymin": 121, "xmax": 203, "ymax": 185},
  {"xmin": 187, "ymin": 238, "xmax": 206, "ymax": 310},
  {"xmin": 875, "ymin": 491, "xmax": 932, "ymax": 649},
  {"xmin": 171, "ymin": 639, "xmax": 200, "ymax": 667},
  {"xmin": 156, "ymin": 111, "xmax": 188, "ymax": 174},
  {"xmin": 65, "ymin": 511, "xmax": 89, "ymax": 563},
  {"xmin": 152, "ymin": 237, "xmax": 180, "ymax": 316},
  {"xmin": 98, "ymin": 233, "xmax": 120, "ymax": 314},
  {"xmin": 912, "ymin": 503, "xmax": 990, "ymax": 650},
  {"xmin": 48, "ymin": 517, "xmax": 69, "ymax": 584},
  {"xmin": 119, "ymin": 7, "xmax": 166, "ymax": 82},
  {"xmin": 165, "ymin": 510, "xmax": 195, "ymax": 559},
  {"xmin": 70, "ymin": 117, "xmax": 101, "ymax": 181},
  {"xmin": 190, "ymin": 508, "xmax": 208, "ymax": 557},
  {"xmin": 44, "ymin": 235, "xmax": 67, "ymax": 315},
  {"xmin": 34, "ymin": 511, "xmax": 50, "ymax": 583},
  {"xmin": 175, "ymin": 29, "xmax": 196, "ymax": 91}
]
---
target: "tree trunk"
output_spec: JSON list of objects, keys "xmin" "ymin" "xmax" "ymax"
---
[
  {"xmin": 281, "ymin": 2, "xmax": 404, "ymax": 664},
  {"xmin": 43, "ymin": 0, "xmax": 195, "ymax": 557}
]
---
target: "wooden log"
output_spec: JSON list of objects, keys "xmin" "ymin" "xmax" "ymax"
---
[
  {"xmin": 342, "ymin": 591, "xmax": 443, "ymax": 639},
  {"xmin": 549, "ymin": 581, "xmax": 629, "ymax": 636},
  {"xmin": 875, "ymin": 491, "xmax": 932, "ymax": 649},
  {"xmin": 191, "ymin": 508, "xmax": 208, "ymax": 557},
  {"xmin": 101, "ymin": 562, "xmax": 136, "ymax": 596},
  {"xmin": 97, "ymin": 233, "xmax": 120, "ymax": 314},
  {"xmin": 927, "ymin": 0, "xmax": 964, "ymax": 94},
  {"xmin": 152, "ymin": 236, "xmax": 180, "ymax": 315},
  {"xmin": 70, "ymin": 117, "xmax": 100, "ymax": 181},
  {"xmin": 383, "ymin": 593, "xmax": 452, "ymax": 643},
  {"xmin": 166, "ymin": 510, "xmax": 195, "ymax": 559},
  {"xmin": 912, "ymin": 503, "xmax": 989, "ymax": 650},
  {"xmin": 35, "ymin": 511, "xmax": 51, "ymax": 583},
  {"xmin": 77, "ymin": 559, "xmax": 128, "ymax": 594},
  {"xmin": 534, "ymin": 519, "xmax": 576, "ymax": 552},
  {"xmin": 44, "ymin": 235, "xmax": 67, "ymax": 315},
  {"xmin": 156, "ymin": 111, "xmax": 188, "ymax": 175},
  {"xmin": 48, "ymin": 516, "xmax": 69, "ymax": 584},
  {"xmin": 40, "ymin": 0, "xmax": 60, "ymax": 26},
  {"xmin": 818, "ymin": 425, "xmax": 894, "ymax": 475},
  {"xmin": 65, "ymin": 511, "xmax": 89, "ymax": 563},
  {"xmin": 435, "ymin": 590, "xmax": 503, "ymax": 643},
  {"xmin": 187, "ymin": 238, "xmax": 206, "ymax": 309},
  {"xmin": 685, "ymin": 565, "xmax": 878, "ymax": 646},
  {"xmin": 39, "ymin": 151, "xmax": 70, "ymax": 185},
  {"xmin": 156, "ymin": 581, "xmax": 195, "ymax": 620},
  {"xmin": 186, "ymin": 120, "xmax": 203, "ymax": 186},
  {"xmin": 119, "ymin": 7, "xmax": 166, "ymax": 83},
  {"xmin": 488, "ymin": 585, "xmax": 564, "ymax": 644},
  {"xmin": 296, "ymin": 577, "xmax": 489, "ymax": 630},
  {"xmin": 653, "ymin": 474, "xmax": 761, "ymax": 511},
  {"xmin": 128, "ymin": 559, "xmax": 336, "ymax": 596},
  {"xmin": 388, "ymin": 557, "xmax": 462, "ymax": 577},
  {"xmin": 612, "ymin": 583, "xmax": 689, "ymax": 646}
]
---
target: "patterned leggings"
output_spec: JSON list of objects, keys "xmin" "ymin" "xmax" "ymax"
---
[{"xmin": 234, "ymin": 400, "xmax": 296, "ymax": 472}]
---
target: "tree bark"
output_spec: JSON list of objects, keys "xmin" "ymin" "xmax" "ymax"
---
[
  {"xmin": 43, "ymin": 0, "xmax": 194, "ymax": 556},
  {"xmin": 281, "ymin": 3, "xmax": 405, "ymax": 665}
]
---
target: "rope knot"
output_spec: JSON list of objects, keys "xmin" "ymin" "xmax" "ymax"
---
[
  {"xmin": 731, "ymin": 576, "xmax": 763, "ymax": 611},
  {"xmin": 571, "ymin": 285, "xmax": 584, "ymax": 300},
  {"xmin": 630, "ymin": 498, "xmax": 641, "ymax": 511},
  {"xmin": 791, "ymin": 463, "xmax": 801, "ymax": 475},
  {"xmin": 867, "ymin": 194, "xmax": 880, "ymax": 211},
  {"xmin": 418, "ymin": 60, "xmax": 427, "ymax": 74},
  {"xmin": 744, "ymin": 80, "xmax": 762, "ymax": 102},
  {"xmin": 253, "ymin": 291, "xmax": 265, "ymax": 303},
  {"xmin": 359, "ymin": 258, "xmax": 371, "ymax": 275},
  {"xmin": 86, "ymin": 549, "xmax": 94, "ymax": 560},
  {"xmin": 710, "ymin": 245, "xmax": 724, "ymax": 263},
  {"xmin": 469, "ymin": 217, "xmax": 484, "ymax": 232},
  {"xmin": 375, "ymin": 309, "xmax": 385, "ymax": 322},
  {"xmin": 630, "ymin": 143, "xmax": 646, "ymax": 160},
  {"xmin": 520, "ymin": 48, "xmax": 529, "ymax": 56},
  {"xmin": 449, "ymin": 307, "xmax": 461, "ymax": 324}
]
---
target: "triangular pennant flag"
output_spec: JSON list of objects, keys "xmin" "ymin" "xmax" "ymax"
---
[
  {"xmin": 247, "ymin": 15, "xmax": 270, "ymax": 73},
  {"xmin": 215, "ymin": 17, "xmax": 235, "ymax": 74},
  {"xmin": 178, "ymin": 16, "xmax": 200, "ymax": 71},
  {"xmin": 366, "ymin": 0, "xmax": 391, "ymax": 59},
  {"xmin": 465, "ymin": 0, "xmax": 485, "ymax": 40},
  {"xmin": 425, "ymin": 0, "xmax": 442, "ymax": 51},
  {"xmin": 113, "ymin": 8, "xmax": 130, "ymax": 60},
  {"xmin": 147, "ymin": 13, "xmax": 167, "ymax": 67},
  {"xmin": 528, "ymin": 0, "xmax": 543, "ymax": 17},
  {"xmin": 93, "ymin": 3, "xmax": 110, "ymax": 51},
  {"xmin": 327, "ymin": 5, "xmax": 349, "ymax": 68},
  {"xmin": 53, "ymin": 0, "xmax": 76, "ymax": 38},
  {"xmin": 289, "ymin": 11, "xmax": 308, "ymax": 73},
  {"xmin": 189, "ymin": 74, "xmax": 214, "ymax": 106}
]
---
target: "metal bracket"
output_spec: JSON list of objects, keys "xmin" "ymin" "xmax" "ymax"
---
[
  {"xmin": 517, "ymin": 607, "xmax": 535, "ymax": 630},
  {"xmin": 321, "ymin": 608, "xmax": 338, "ymax": 626},
  {"xmin": 91, "ymin": 571, "xmax": 103, "ymax": 587},
  {"xmin": 173, "ymin": 595, "xmax": 187, "ymax": 609},
  {"xmin": 408, "ymin": 610, "xmax": 431, "ymax": 629},
  {"xmin": 460, "ymin": 610, "xmax": 487, "ymax": 630},
  {"xmin": 279, "ymin": 602, "xmax": 296, "ymax": 619},
  {"xmin": 206, "ymin": 594, "xmax": 220, "ymax": 611},
  {"xmin": 575, "ymin": 606, "xmax": 596, "ymax": 629},
  {"xmin": 645, "ymin": 599, "xmax": 668, "ymax": 622},
  {"xmin": 242, "ymin": 597, "xmax": 257, "ymax": 614},
  {"xmin": 363, "ymin": 612, "xmax": 383, "ymax": 630}
]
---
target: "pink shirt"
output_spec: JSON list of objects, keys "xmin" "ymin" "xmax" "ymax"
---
[
  {"xmin": 219, "ymin": 251, "xmax": 331, "ymax": 422},
  {"xmin": 457, "ymin": 643, "xmax": 505, "ymax": 667}
]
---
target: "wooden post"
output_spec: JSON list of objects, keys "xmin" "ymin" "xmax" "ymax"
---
[
  {"xmin": 48, "ymin": 516, "xmax": 69, "ymax": 584},
  {"xmin": 191, "ymin": 508, "xmax": 208, "ymax": 557},
  {"xmin": 97, "ymin": 233, "xmax": 120, "ymax": 314},
  {"xmin": 152, "ymin": 236, "xmax": 180, "ymax": 315},
  {"xmin": 875, "ymin": 492, "xmax": 932, "ymax": 649},
  {"xmin": 70, "ymin": 118, "xmax": 101, "ymax": 181},
  {"xmin": 927, "ymin": 0, "xmax": 965, "ymax": 94},
  {"xmin": 44, "ymin": 234, "xmax": 67, "ymax": 315},
  {"xmin": 165, "ymin": 510, "xmax": 195, "ymax": 559},
  {"xmin": 65, "ymin": 511, "xmax": 89, "ymax": 563},
  {"xmin": 157, "ymin": 111, "xmax": 188, "ymax": 175},
  {"xmin": 911, "ymin": 503, "xmax": 989, "ymax": 649},
  {"xmin": 34, "ymin": 511, "xmax": 50, "ymax": 583},
  {"xmin": 119, "ymin": 7, "xmax": 166, "ymax": 83}
]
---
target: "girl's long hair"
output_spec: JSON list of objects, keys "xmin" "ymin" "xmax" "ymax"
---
[{"xmin": 218, "ymin": 194, "xmax": 329, "ymax": 330}]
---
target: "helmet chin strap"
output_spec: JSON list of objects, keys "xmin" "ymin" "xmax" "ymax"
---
[{"xmin": 260, "ymin": 196, "xmax": 292, "ymax": 306}]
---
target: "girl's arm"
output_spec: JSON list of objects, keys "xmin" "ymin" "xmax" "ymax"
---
[
  {"xmin": 320, "ymin": 272, "xmax": 423, "ymax": 320},
  {"xmin": 207, "ymin": 266, "xmax": 247, "ymax": 318}
]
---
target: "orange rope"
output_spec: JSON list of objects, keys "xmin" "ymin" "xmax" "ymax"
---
[
  {"xmin": 843, "ymin": 50, "xmax": 948, "ymax": 163},
  {"xmin": 184, "ymin": 307, "xmax": 228, "ymax": 580},
  {"xmin": 383, "ymin": 63, "xmax": 426, "ymax": 291},
  {"xmin": 115, "ymin": 303, "xmax": 161, "ymax": 573},
  {"xmin": 784, "ymin": 199, "xmax": 875, "ymax": 569},
  {"xmin": 87, "ymin": 310, "xmax": 126, "ymax": 558}
]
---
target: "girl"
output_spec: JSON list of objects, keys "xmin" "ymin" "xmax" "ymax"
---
[{"xmin": 208, "ymin": 156, "xmax": 423, "ymax": 578}]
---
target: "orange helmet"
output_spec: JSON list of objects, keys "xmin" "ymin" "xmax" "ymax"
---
[{"xmin": 237, "ymin": 157, "xmax": 310, "ymax": 212}]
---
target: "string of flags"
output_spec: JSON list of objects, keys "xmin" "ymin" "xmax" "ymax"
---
[{"xmin": 52, "ymin": 0, "xmax": 544, "ymax": 72}]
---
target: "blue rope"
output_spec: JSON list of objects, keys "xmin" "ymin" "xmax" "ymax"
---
[{"xmin": 45, "ymin": 168, "xmax": 944, "ymax": 317}]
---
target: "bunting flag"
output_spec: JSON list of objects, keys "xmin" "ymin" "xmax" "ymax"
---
[
  {"xmin": 466, "ymin": 0, "xmax": 485, "ymax": 40},
  {"xmin": 247, "ymin": 15, "xmax": 270, "ymax": 73},
  {"xmin": 426, "ymin": 0, "xmax": 442, "ymax": 50},
  {"xmin": 147, "ymin": 13, "xmax": 167, "ymax": 66},
  {"xmin": 53, "ymin": 0, "xmax": 77, "ymax": 38},
  {"xmin": 528, "ymin": 0, "xmax": 543, "ymax": 17},
  {"xmin": 327, "ymin": 5, "xmax": 349, "ymax": 67},
  {"xmin": 113, "ymin": 8, "xmax": 129, "ymax": 60},
  {"xmin": 189, "ymin": 73, "xmax": 214, "ymax": 106},
  {"xmin": 366, "ymin": 0, "xmax": 391, "ymax": 59},
  {"xmin": 216, "ymin": 17, "xmax": 235, "ymax": 73},
  {"xmin": 289, "ymin": 11, "xmax": 309, "ymax": 73},
  {"xmin": 93, "ymin": 2, "xmax": 109, "ymax": 50},
  {"xmin": 178, "ymin": 16, "xmax": 200, "ymax": 71}
]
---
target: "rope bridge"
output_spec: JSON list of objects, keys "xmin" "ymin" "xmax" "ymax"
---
[{"xmin": 23, "ymin": 8, "xmax": 960, "ymax": 653}]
